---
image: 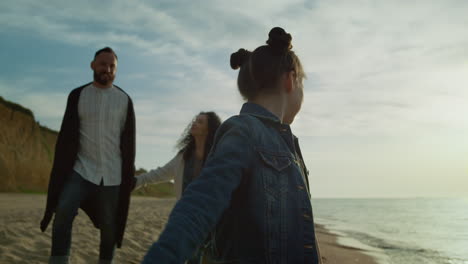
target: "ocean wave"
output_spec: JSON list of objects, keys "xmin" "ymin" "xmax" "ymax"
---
[{"xmin": 342, "ymin": 230, "xmax": 453, "ymax": 264}]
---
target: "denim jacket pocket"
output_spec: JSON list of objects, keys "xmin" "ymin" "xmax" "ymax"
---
[
  {"xmin": 257, "ymin": 148, "xmax": 292, "ymax": 172},
  {"xmin": 257, "ymin": 148, "xmax": 292, "ymax": 197}
]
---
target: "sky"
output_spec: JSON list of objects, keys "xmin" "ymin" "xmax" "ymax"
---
[{"xmin": 1, "ymin": 0, "xmax": 467, "ymax": 198}]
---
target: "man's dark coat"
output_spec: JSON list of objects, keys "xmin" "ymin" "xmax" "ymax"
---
[{"xmin": 40, "ymin": 82, "xmax": 136, "ymax": 248}]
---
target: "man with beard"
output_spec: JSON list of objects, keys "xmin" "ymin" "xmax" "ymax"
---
[{"xmin": 40, "ymin": 47, "xmax": 136, "ymax": 264}]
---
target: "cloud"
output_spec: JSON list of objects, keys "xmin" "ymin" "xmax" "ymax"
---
[
  {"xmin": 0, "ymin": 78, "xmax": 68, "ymax": 128},
  {"xmin": 3, "ymin": 0, "xmax": 467, "ymax": 136},
  {"xmin": 1, "ymin": 0, "xmax": 467, "ymax": 196}
]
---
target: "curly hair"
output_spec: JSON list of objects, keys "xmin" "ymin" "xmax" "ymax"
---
[{"xmin": 176, "ymin": 112, "xmax": 222, "ymax": 163}]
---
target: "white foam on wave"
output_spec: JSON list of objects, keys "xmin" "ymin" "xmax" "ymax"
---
[{"xmin": 315, "ymin": 218, "xmax": 391, "ymax": 264}]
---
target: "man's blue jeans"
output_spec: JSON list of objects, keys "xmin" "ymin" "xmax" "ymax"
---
[{"xmin": 50, "ymin": 170, "xmax": 120, "ymax": 263}]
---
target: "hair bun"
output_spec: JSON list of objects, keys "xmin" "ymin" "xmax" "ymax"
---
[
  {"xmin": 230, "ymin": 49, "xmax": 251, "ymax": 70},
  {"xmin": 266, "ymin": 27, "xmax": 292, "ymax": 55}
]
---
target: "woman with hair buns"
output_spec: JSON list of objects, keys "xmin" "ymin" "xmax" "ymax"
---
[{"xmin": 142, "ymin": 27, "xmax": 322, "ymax": 264}]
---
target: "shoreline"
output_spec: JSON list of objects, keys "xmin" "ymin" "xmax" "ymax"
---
[
  {"xmin": 0, "ymin": 193, "xmax": 379, "ymax": 263},
  {"xmin": 315, "ymin": 223, "xmax": 380, "ymax": 264}
]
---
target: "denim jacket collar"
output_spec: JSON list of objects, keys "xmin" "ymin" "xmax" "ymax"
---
[
  {"xmin": 240, "ymin": 102, "xmax": 282, "ymax": 123},
  {"xmin": 240, "ymin": 102, "xmax": 297, "ymax": 133}
]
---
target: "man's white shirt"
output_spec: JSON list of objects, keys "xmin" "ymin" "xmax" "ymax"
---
[{"xmin": 73, "ymin": 84, "xmax": 128, "ymax": 186}]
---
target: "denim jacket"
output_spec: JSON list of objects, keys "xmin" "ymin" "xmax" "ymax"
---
[{"xmin": 142, "ymin": 103, "xmax": 321, "ymax": 264}]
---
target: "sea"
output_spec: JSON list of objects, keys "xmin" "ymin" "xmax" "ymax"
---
[{"xmin": 312, "ymin": 198, "xmax": 468, "ymax": 264}]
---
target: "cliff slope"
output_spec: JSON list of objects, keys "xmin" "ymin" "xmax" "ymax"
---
[{"xmin": 0, "ymin": 96, "xmax": 58, "ymax": 192}]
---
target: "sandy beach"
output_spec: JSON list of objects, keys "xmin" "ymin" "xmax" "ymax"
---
[{"xmin": 0, "ymin": 193, "xmax": 378, "ymax": 263}]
